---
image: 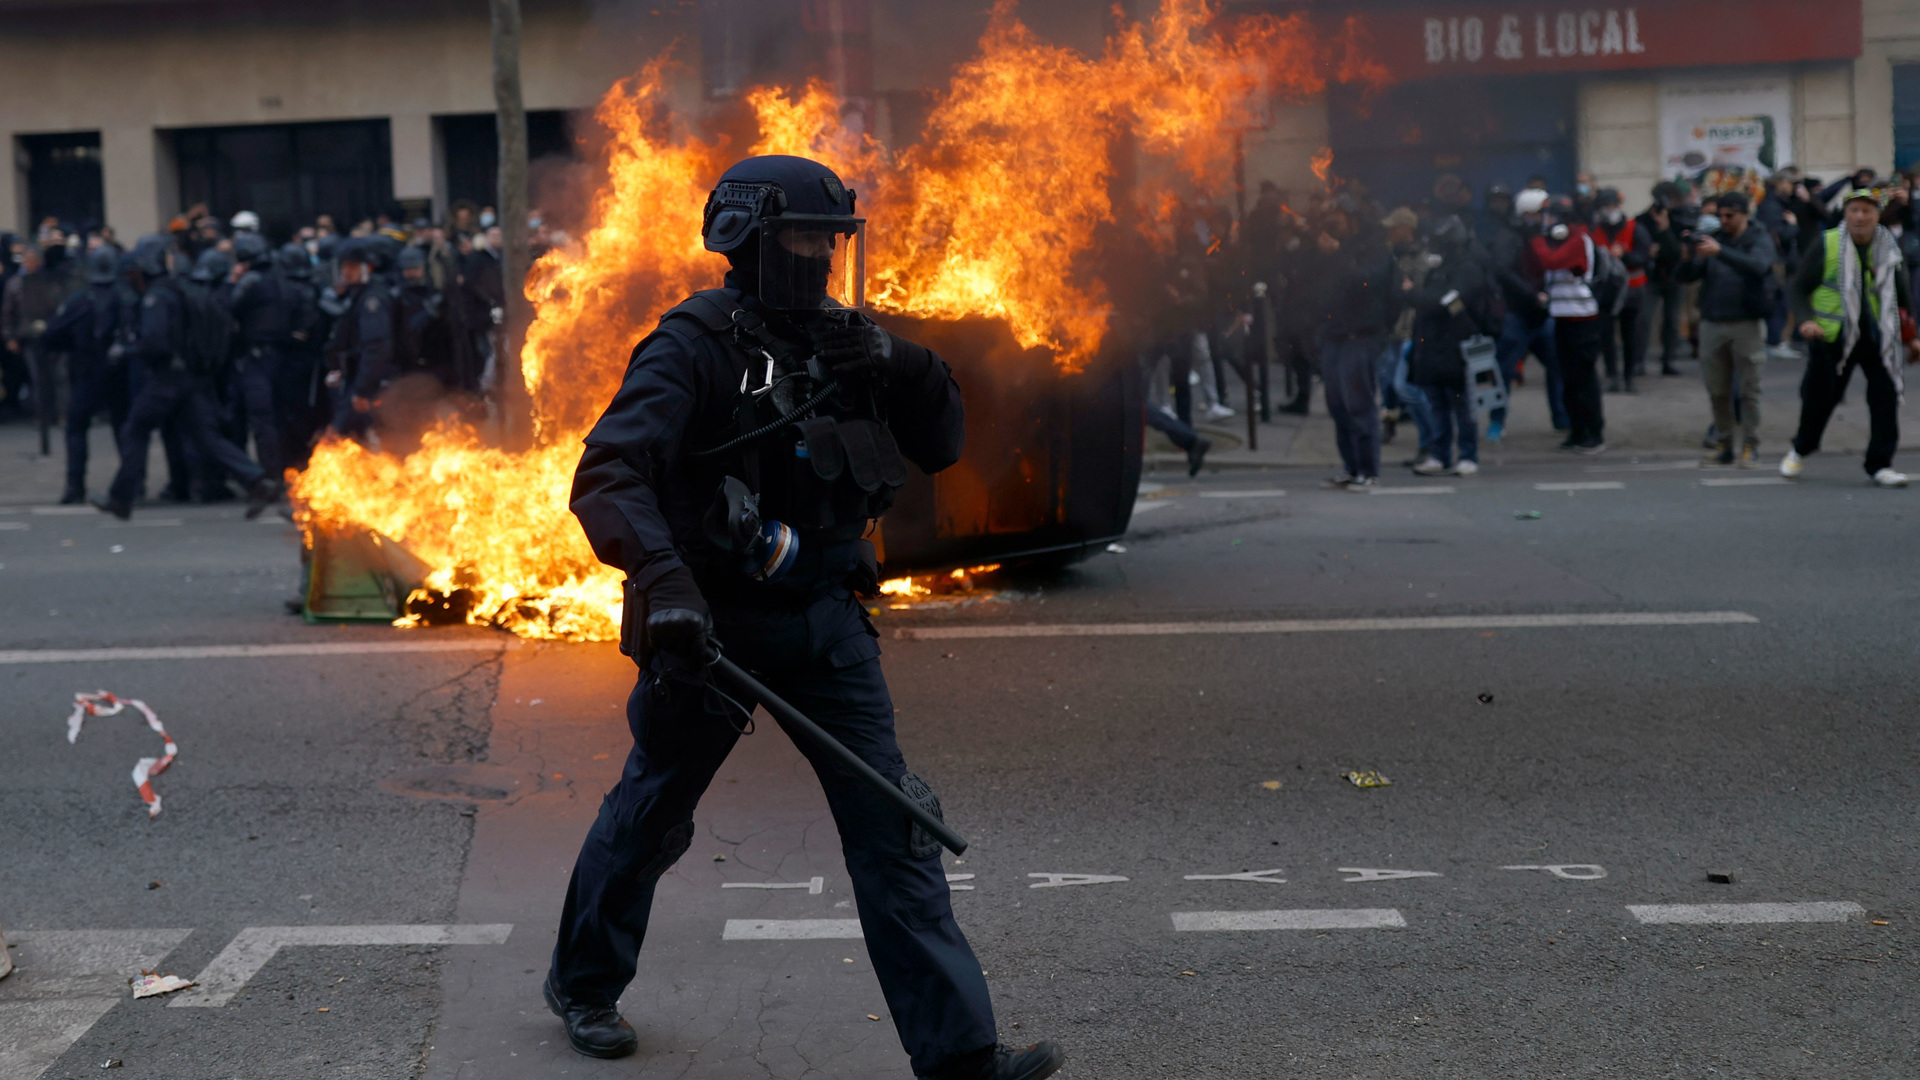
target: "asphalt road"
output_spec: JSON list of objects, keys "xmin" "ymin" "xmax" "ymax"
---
[{"xmin": 2, "ymin": 444, "xmax": 1915, "ymax": 1079}]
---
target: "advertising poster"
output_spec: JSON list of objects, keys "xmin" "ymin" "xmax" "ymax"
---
[{"xmin": 1659, "ymin": 74, "xmax": 1794, "ymax": 201}]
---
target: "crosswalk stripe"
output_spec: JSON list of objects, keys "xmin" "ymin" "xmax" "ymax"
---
[
  {"xmin": 170, "ymin": 924, "xmax": 513, "ymax": 1008},
  {"xmin": 1699, "ymin": 477, "xmax": 1788, "ymax": 486},
  {"xmin": 1198, "ymin": 489, "xmax": 1286, "ymax": 498},
  {"xmin": 1372, "ymin": 486, "xmax": 1455, "ymax": 495},
  {"xmin": 723, "ymin": 919, "xmax": 864, "ymax": 940},
  {"xmin": 1535, "ymin": 481, "xmax": 1624, "ymax": 491},
  {"xmin": 0, "ymin": 640, "xmax": 509, "ymax": 666},
  {"xmin": 895, "ymin": 611, "xmax": 1758, "ymax": 641},
  {"xmin": 0, "ymin": 929, "xmax": 193, "ymax": 1080},
  {"xmin": 1172, "ymin": 909, "xmax": 1406, "ymax": 931},
  {"xmin": 1625, "ymin": 902, "xmax": 1864, "ymax": 925}
]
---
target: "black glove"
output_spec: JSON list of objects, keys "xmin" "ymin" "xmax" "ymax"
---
[
  {"xmin": 810, "ymin": 316, "xmax": 894, "ymax": 384},
  {"xmin": 642, "ymin": 566, "xmax": 712, "ymax": 668}
]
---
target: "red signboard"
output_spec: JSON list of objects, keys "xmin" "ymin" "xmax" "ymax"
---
[{"xmin": 1349, "ymin": 1, "xmax": 1862, "ymax": 80}]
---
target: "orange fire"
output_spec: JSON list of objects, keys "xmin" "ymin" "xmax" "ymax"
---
[
  {"xmin": 292, "ymin": 0, "xmax": 1377, "ymax": 641},
  {"xmin": 1310, "ymin": 146, "xmax": 1335, "ymax": 183}
]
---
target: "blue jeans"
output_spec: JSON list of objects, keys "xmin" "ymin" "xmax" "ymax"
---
[
  {"xmin": 1495, "ymin": 312, "xmax": 1565, "ymax": 429},
  {"xmin": 1322, "ymin": 337, "xmax": 1383, "ymax": 478},
  {"xmin": 1389, "ymin": 342, "xmax": 1438, "ymax": 458},
  {"xmin": 1422, "ymin": 382, "xmax": 1478, "ymax": 466}
]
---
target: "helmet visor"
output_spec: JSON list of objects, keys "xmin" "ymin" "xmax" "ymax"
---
[{"xmin": 758, "ymin": 214, "xmax": 864, "ymax": 310}]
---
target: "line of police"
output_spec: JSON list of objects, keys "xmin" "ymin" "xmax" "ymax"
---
[{"xmin": 17, "ymin": 221, "xmax": 488, "ymax": 519}]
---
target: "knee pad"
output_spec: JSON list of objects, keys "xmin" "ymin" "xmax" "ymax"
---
[{"xmin": 636, "ymin": 819, "xmax": 696, "ymax": 881}]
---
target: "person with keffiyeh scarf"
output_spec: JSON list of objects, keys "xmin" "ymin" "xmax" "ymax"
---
[{"xmin": 1783, "ymin": 188, "xmax": 1920, "ymax": 486}]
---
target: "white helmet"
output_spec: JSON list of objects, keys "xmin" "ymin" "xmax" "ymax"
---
[
  {"xmin": 230, "ymin": 210, "xmax": 261, "ymax": 232},
  {"xmin": 1514, "ymin": 189, "xmax": 1550, "ymax": 216}
]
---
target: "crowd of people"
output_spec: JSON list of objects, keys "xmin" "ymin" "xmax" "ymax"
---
[
  {"xmin": 1141, "ymin": 164, "xmax": 1920, "ymax": 488},
  {"xmin": 0, "ymin": 200, "xmax": 534, "ymax": 511}
]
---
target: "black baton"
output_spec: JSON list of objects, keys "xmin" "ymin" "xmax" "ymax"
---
[{"xmin": 711, "ymin": 654, "xmax": 968, "ymax": 857}]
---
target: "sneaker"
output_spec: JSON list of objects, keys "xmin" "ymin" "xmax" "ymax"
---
[
  {"xmin": 1204, "ymin": 403, "xmax": 1236, "ymax": 421},
  {"xmin": 1322, "ymin": 474, "xmax": 1354, "ymax": 489},
  {"xmin": 1780, "ymin": 449, "xmax": 1804, "ymax": 478},
  {"xmin": 1574, "ymin": 440, "xmax": 1607, "ymax": 456},
  {"xmin": 1186, "ymin": 436, "xmax": 1212, "ymax": 478},
  {"xmin": 1872, "ymin": 468, "xmax": 1910, "ymax": 488},
  {"xmin": 1346, "ymin": 475, "xmax": 1379, "ymax": 492},
  {"xmin": 1737, "ymin": 444, "xmax": 1757, "ymax": 469},
  {"xmin": 60, "ymin": 484, "xmax": 85, "ymax": 505},
  {"xmin": 1703, "ymin": 442, "xmax": 1734, "ymax": 467},
  {"xmin": 1486, "ymin": 419, "xmax": 1504, "ymax": 443},
  {"xmin": 1410, "ymin": 455, "xmax": 1448, "ymax": 476},
  {"xmin": 1453, "ymin": 459, "xmax": 1479, "ymax": 476}
]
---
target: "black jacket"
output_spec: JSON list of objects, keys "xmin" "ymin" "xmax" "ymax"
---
[
  {"xmin": 1675, "ymin": 224, "xmax": 1777, "ymax": 322},
  {"xmin": 571, "ymin": 278, "xmax": 964, "ymax": 607},
  {"xmin": 1487, "ymin": 221, "xmax": 1547, "ymax": 322},
  {"xmin": 1304, "ymin": 233, "xmax": 1394, "ymax": 343},
  {"xmin": 42, "ymin": 282, "xmax": 122, "ymax": 371},
  {"xmin": 1405, "ymin": 246, "xmax": 1495, "ymax": 389}
]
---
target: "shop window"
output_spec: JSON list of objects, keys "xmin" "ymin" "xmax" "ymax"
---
[
  {"xmin": 171, "ymin": 119, "xmax": 393, "ymax": 242},
  {"xmin": 20, "ymin": 132, "xmax": 104, "ymax": 234},
  {"xmin": 437, "ymin": 111, "xmax": 575, "ymax": 212},
  {"xmin": 1894, "ymin": 64, "xmax": 1920, "ymax": 173},
  {"xmin": 1327, "ymin": 77, "xmax": 1576, "ymax": 210}
]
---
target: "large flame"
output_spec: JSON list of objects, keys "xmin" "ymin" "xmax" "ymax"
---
[{"xmin": 292, "ymin": 0, "xmax": 1377, "ymax": 641}]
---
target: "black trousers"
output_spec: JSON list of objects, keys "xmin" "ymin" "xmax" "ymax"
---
[
  {"xmin": 228, "ymin": 355, "xmax": 285, "ymax": 482},
  {"xmin": 551, "ymin": 591, "xmax": 996, "ymax": 1076},
  {"xmin": 1792, "ymin": 339, "xmax": 1900, "ymax": 474},
  {"xmin": 1602, "ymin": 287, "xmax": 1647, "ymax": 381},
  {"xmin": 1648, "ymin": 279, "xmax": 1682, "ymax": 366},
  {"xmin": 1554, "ymin": 317, "xmax": 1605, "ymax": 444},
  {"xmin": 273, "ymin": 347, "xmax": 326, "ymax": 473},
  {"xmin": 109, "ymin": 365, "xmax": 265, "ymax": 506},
  {"xmin": 65, "ymin": 359, "xmax": 131, "ymax": 490},
  {"xmin": 1145, "ymin": 401, "xmax": 1201, "ymax": 451}
]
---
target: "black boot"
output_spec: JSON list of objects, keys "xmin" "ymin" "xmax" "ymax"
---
[
  {"xmin": 1186, "ymin": 435, "xmax": 1211, "ymax": 478},
  {"xmin": 922, "ymin": 1041, "xmax": 1066, "ymax": 1080},
  {"xmin": 244, "ymin": 478, "xmax": 279, "ymax": 520},
  {"xmin": 60, "ymin": 482, "xmax": 85, "ymax": 505},
  {"xmin": 90, "ymin": 495, "xmax": 132, "ymax": 521},
  {"xmin": 543, "ymin": 975, "xmax": 638, "ymax": 1059}
]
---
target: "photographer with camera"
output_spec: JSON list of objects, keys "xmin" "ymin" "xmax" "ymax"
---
[
  {"xmin": 1639, "ymin": 182, "xmax": 1690, "ymax": 375},
  {"xmin": 1676, "ymin": 191, "xmax": 1777, "ymax": 467}
]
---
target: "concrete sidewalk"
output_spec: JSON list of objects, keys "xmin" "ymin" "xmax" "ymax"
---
[{"xmin": 1150, "ymin": 349, "xmax": 1920, "ymax": 474}]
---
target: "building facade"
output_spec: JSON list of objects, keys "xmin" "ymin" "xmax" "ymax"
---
[{"xmin": 0, "ymin": 0, "xmax": 1912, "ymax": 239}]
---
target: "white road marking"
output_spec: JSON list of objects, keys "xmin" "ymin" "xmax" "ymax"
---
[
  {"xmin": 1699, "ymin": 477, "xmax": 1789, "ymax": 487},
  {"xmin": 98, "ymin": 519, "xmax": 181, "ymax": 528},
  {"xmin": 170, "ymin": 924, "xmax": 512, "ymax": 1008},
  {"xmin": 0, "ymin": 640, "xmax": 510, "ymax": 666},
  {"xmin": 1184, "ymin": 869, "xmax": 1287, "ymax": 884},
  {"xmin": 1535, "ymin": 481, "xmax": 1625, "ymax": 491},
  {"xmin": 1626, "ymin": 902, "xmax": 1865, "ymax": 925},
  {"xmin": 29, "ymin": 506, "xmax": 96, "ymax": 516},
  {"xmin": 722, "ymin": 877, "xmax": 824, "ymax": 894},
  {"xmin": 0, "ymin": 522, "xmax": 26, "ymax": 531},
  {"xmin": 1338, "ymin": 868, "xmax": 1441, "ymax": 882},
  {"xmin": 1137, "ymin": 481, "xmax": 1166, "ymax": 494},
  {"xmin": 1029, "ymin": 873, "xmax": 1129, "ymax": 889},
  {"xmin": 895, "ymin": 611, "xmax": 1758, "ymax": 641},
  {"xmin": 0, "ymin": 929, "xmax": 193, "ymax": 1080},
  {"xmin": 1198, "ymin": 489, "xmax": 1285, "ymax": 498},
  {"xmin": 1501, "ymin": 864, "xmax": 1608, "ymax": 880},
  {"xmin": 723, "ymin": 919, "xmax": 864, "ymax": 940},
  {"xmin": 1372, "ymin": 486, "xmax": 1455, "ymax": 495},
  {"xmin": 1584, "ymin": 460, "xmax": 1699, "ymax": 472},
  {"xmin": 1172, "ymin": 909, "xmax": 1406, "ymax": 931},
  {"xmin": 1130, "ymin": 500, "xmax": 1175, "ymax": 514},
  {"xmin": 946, "ymin": 873, "xmax": 976, "ymax": 891}
]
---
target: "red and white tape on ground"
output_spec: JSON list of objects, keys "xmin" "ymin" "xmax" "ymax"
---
[{"xmin": 66, "ymin": 691, "xmax": 177, "ymax": 818}]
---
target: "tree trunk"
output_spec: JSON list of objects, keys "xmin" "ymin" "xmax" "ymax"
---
[{"xmin": 490, "ymin": 0, "xmax": 534, "ymax": 447}]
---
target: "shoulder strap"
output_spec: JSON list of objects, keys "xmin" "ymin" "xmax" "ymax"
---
[{"xmin": 660, "ymin": 288, "xmax": 744, "ymax": 335}]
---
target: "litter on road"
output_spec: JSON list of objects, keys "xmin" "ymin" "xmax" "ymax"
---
[
  {"xmin": 1344, "ymin": 770, "xmax": 1392, "ymax": 788},
  {"xmin": 130, "ymin": 972, "xmax": 195, "ymax": 998},
  {"xmin": 66, "ymin": 691, "xmax": 177, "ymax": 818},
  {"xmin": 1514, "ymin": 510, "xmax": 1542, "ymax": 519}
]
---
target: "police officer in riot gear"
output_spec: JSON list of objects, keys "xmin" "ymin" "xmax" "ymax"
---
[
  {"xmin": 321, "ymin": 238, "xmax": 398, "ymax": 441},
  {"xmin": 394, "ymin": 246, "xmax": 451, "ymax": 385},
  {"xmin": 548, "ymin": 156, "xmax": 1064, "ymax": 1080},
  {"xmin": 272, "ymin": 242, "xmax": 328, "ymax": 471},
  {"xmin": 43, "ymin": 246, "xmax": 129, "ymax": 503},
  {"xmin": 225, "ymin": 232, "xmax": 287, "ymax": 485},
  {"xmin": 94, "ymin": 235, "xmax": 273, "ymax": 520}
]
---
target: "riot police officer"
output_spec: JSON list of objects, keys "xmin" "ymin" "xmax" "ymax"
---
[
  {"xmin": 548, "ymin": 156, "xmax": 1064, "ymax": 1080},
  {"xmin": 393, "ymin": 245, "xmax": 451, "ymax": 385},
  {"xmin": 321, "ymin": 239, "xmax": 398, "ymax": 441},
  {"xmin": 272, "ymin": 242, "xmax": 328, "ymax": 471},
  {"xmin": 43, "ymin": 246, "xmax": 129, "ymax": 502},
  {"xmin": 225, "ymin": 232, "xmax": 286, "ymax": 485},
  {"xmin": 93, "ymin": 235, "xmax": 273, "ymax": 520}
]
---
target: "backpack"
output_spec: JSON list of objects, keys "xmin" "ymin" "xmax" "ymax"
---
[
  {"xmin": 159, "ymin": 277, "xmax": 234, "ymax": 374},
  {"xmin": 1586, "ymin": 236, "xmax": 1630, "ymax": 318}
]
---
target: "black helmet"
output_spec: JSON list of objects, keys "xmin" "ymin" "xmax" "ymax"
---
[
  {"xmin": 701, "ymin": 155, "xmax": 864, "ymax": 310},
  {"xmin": 397, "ymin": 245, "xmax": 428, "ymax": 272},
  {"xmin": 233, "ymin": 232, "xmax": 271, "ymax": 265},
  {"xmin": 276, "ymin": 242, "xmax": 312, "ymax": 279},
  {"xmin": 189, "ymin": 247, "xmax": 232, "ymax": 284},
  {"xmin": 85, "ymin": 246, "xmax": 118, "ymax": 285},
  {"xmin": 130, "ymin": 234, "xmax": 171, "ymax": 277}
]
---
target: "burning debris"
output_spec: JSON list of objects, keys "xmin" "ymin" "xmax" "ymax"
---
[
  {"xmin": 877, "ymin": 565, "xmax": 1005, "ymax": 609},
  {"xmin": 291, "ymin": 0, "xmax": 1383, "ymax": 641}
]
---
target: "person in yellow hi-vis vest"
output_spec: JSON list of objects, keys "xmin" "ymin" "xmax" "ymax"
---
[{"xmin": 1783, "ymin": 188, "xmax": 1920, "ymax": 486}]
